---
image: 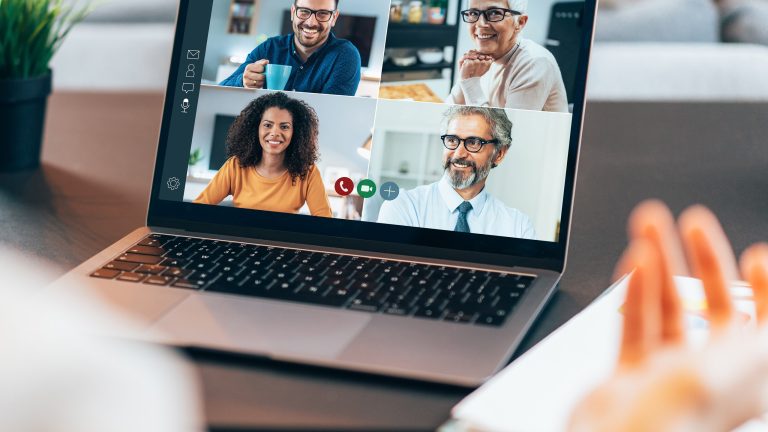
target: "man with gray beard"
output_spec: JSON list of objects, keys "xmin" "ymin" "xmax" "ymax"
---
[{"xmin": 377, "ymin": 106, "xmax": 536, "ymax": 239}]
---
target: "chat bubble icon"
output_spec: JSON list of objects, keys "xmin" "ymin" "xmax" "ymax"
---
[{"xmin": 182, "ymin": 83, "xmax": 195, "ymax": 93}]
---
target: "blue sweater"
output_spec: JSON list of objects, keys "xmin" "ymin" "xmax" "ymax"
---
[{"xmin": 219, "ymin": 33, "xmax": 361, "ymax": 96}]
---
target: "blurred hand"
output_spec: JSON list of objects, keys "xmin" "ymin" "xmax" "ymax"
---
[
  {"xmin": 243, "ymin": 59, "xmax": 268, "ymax": 89},
  {"xmin": 459, "ymin": 50, "xmax": 494, "ymax": 80},
  {"xmin": 569, "ymin": 200, "xmax": 768, "ymax": 432}
]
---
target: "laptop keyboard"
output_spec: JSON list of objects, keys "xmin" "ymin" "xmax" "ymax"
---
[{"xmin": 90, "ymin": 234, "xmax": 535, "ymax": 327}]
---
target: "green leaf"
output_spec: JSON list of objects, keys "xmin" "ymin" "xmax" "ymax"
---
[{"xmin": 0, "ymin": 0, "xmax": 96, "ymax": 79}]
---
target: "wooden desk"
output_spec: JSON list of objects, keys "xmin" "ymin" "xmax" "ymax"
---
[{"xmin": 1, "ymin": 92, "xmax": 767, "ymax": 430}]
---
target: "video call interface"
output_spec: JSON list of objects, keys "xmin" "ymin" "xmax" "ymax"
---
[{"xmin": 159, "ymin": 0, "xmax": 585, "ymax": 243}]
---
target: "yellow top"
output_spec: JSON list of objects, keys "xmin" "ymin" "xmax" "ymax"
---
[{"xmin": 194, "ymin": 157, "xmax": 332, "ymax": 217}]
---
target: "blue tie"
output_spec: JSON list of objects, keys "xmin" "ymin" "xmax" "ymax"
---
[{"xmin": 454, "ymin": 201, "xmax": 473, "ymax": 233}]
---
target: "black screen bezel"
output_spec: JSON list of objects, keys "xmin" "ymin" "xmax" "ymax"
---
[{"xmin": 147, "ymin": 0, "xmax": 597, "ymax": 272}]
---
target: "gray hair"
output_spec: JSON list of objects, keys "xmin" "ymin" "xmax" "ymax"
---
[
  {"xmin": 442, "ymin": 105, "xmax": 513, "ymax": 151},
  {"xmin": 507, "ymin": 0, "xmax": 528, "ymax": 14}
]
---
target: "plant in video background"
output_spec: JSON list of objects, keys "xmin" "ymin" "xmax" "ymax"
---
[
  {"xmin": 188, "ymin": 148, "xmax": 204, "ymax": 166},
  {"xmin": 0, "ymin": 0, "xmax": 94, "ymax": 79}
]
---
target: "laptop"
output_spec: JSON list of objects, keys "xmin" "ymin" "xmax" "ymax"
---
[{"xmin": 49, "ymin": 0, "xmax": 596, "ymax": 387}]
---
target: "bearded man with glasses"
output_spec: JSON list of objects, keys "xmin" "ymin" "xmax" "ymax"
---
[
  {"xmin": 220, "ymin": 0, "xmax": 361, "ymax": 96},
  {"xmin": 377, "ymin": 106, "xmax": 536, "ymax": 239},
  {"xmin": 446, "ymin": 0, "xmax": 569, "ymax": 113}
]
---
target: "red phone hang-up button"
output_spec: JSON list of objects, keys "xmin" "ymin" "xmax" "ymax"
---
[{"xmin": 334, "ymin": 177, "xmax": 354, "ymax": 196}]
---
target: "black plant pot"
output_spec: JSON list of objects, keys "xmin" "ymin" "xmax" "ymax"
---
[{"xmin": 0, "ymin": 73, "xmax": 52, "ymax": 171}]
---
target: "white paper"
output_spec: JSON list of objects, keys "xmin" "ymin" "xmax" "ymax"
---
[{"xmin": 448, "ymin": 276, "xmax": 768, "ymax": 432}]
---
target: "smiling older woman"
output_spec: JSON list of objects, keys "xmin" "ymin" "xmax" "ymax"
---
[
  {"xmin": 446, "ymin": 0, "xmax": 569, "ymax": 112},
  {"xmin": 195, "ymin": 92, "xmax": 332, "ymax": 217}
]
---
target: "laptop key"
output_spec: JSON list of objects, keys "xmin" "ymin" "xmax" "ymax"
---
[
  {"xmin": 117, "ymin": 272, "xmax": 147, "ymax": 283},
  {"xmin": 144, "ymin": 275, "xmax": 173, "ymax": 286},
  {"xmin": 148, "ymin": 234, "xmax": 176, "ymax": 243},
  {"xmin": 127, "ymin": 245, "xmax": 166, "ymax": 256},
  {"xmin": 414, "ymin": 306, "xmax": 444, "ymax": 320},
  {"xmin": 117, "ymin": 253, "xmax": 164, "ymax": 265},
  {"xmin": 172, "ymin": 278, "xmax": 205, "ymax": 289},
  {"xmin": 163, "ymin": 267, "xmax": 193, "ymax": 278},
  {"xmin": 103, "ymin": 261, "xmax": 139, "ymax": 272},
  {"xmin": 348, "ymin": 298, "xmax": 382, "ymax": 312},
  {"xmin": 383, "ymin": 305, "xmax": 410, "ymax": 316},
  {"xmin": 138, "ymin": 238, "xmax": 162, "ymax": 247},
  {"xmin": 165, "ymin": 250, "xmax": 198, "ymax": 261},
  {"xmin": 206, "ymin": 279, "xmax": 251, "ymax": 294},
  {"xmin": 187, "ymin": 262, "xmax": 220, "ymax": 274},
  {"xmin": 187, "ymin": 271, "xmax": 221, "ymax": 284},
  {"xmin": 444, "ymin": 311, "xmax": 475, "ymax": 324},
  {"xmin": 135, "ymin": 264, "xmax": 167, "ymax": 275},
  {"xmin": 91, "ymin": 269, "xmax": 121, "ymax": 279},
  {"xmin": 323, "ymin": 287, "xmax": 357, "ymax": 305},
  {"xmin": 160, "ymin": 258, "xmax": 189, "ymax": 268}
]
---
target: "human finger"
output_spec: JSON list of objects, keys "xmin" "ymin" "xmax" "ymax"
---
[
  {"xmin": 679, "ymin": 205, "xmax": 738, "ymax": 332},
  {"xmin": 619, "ymin": 239, "xmax": 663, "ymax": 368},
  {"xmin": 614, "ymin": 201, "xmax": 684, "ymax": 281},
  {"xmin": 243, "ymin": 69, "xmax": 265, "ymax": 88},
  {"xmin": 740, "ymin": 243, "xmax": 768, "ymax": 325},
  {"xmin": 628, "ymin": 200, "xmax": 686, "ymax": 344},
  {"xmin": 245, "ymin": 60, "xmax": 268, "ymax": 74}
]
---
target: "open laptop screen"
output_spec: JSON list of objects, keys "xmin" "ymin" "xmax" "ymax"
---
[{"xmin": 150, "ymin": 0, "xmax": 594, "ymax": 269}]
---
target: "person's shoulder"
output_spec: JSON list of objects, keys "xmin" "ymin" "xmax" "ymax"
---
[
  {"xmin": 518, "ymin": 38, "xmax": 558, "ymax": 64},
  {"xmin": 222, "ymin": 156, "xmax": 247, "ymax": 172},
  {"xmin": 306, "ymin": 164, "xmax": 322, "ymax": 178},
  {"xmin": 328, "ymin": 34, "xmax": 361, "ymax": 59},
  {"xmin": 272, "ymin": 34, "xmax": 293, "ymax": 44},
  {"xmin": 486, "ymin": 194, "xmax": 530, "ymax": 220},
  {"xmin": 402, "ymin": 182, "xmax": 438, "ymax": 202},
  {"xmin": 216, "ymin": 157, "xmax": 243, "ymax": 180},
  {"xmin": 223, "ymin": 156, "xmax": 238, "ymax": 168},
  {"xmin": 257, "ymin": 34, "xmax": 291, "ymax": 51}
]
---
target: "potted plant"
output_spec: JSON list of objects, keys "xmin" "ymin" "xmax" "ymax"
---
[
  {"xmin": 0, "ymin": 0, "xmax": 94, "ymax": 171},
  {"xmin": 188, "ymin": 148, "xmax": 205, "ymax": 177}
]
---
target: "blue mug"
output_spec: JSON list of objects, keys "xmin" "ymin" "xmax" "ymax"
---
[{"xmin": 265, "ymin": 64, "xmax": 292, "ymax": 90}]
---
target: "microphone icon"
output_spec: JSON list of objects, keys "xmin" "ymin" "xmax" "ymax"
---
[{"xmin": 181, "ymin": 98, "xmax": 190, "ymax": 114}]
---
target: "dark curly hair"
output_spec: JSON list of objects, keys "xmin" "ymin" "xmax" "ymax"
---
[{"xmin": 226, "ymin": 92, "xmax": 320, "ymax": 183}]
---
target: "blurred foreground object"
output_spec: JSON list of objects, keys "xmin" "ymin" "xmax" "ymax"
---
[
  {"xmin": 569, "ymin": 201, "xmax": 768, "ymax": 432},
  {"xmin": 718, "ymin": 0, "xmax": 768, "ymax": 45},
  {"xmin": 0, "ymin": 249, "xmax": 202, "ymax": 432}
]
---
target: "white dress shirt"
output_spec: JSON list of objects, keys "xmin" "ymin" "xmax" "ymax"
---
[{"xmin": 377, "ymin": 176, "xmax": 537, "ymax": 239}]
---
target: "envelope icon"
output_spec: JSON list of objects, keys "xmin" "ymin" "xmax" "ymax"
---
[{"xmin": 187, "ymin": 49, "xmax": 200, "ymax": 60}]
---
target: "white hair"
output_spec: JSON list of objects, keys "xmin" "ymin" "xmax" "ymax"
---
[{"xmin": 507, "ymin": 0, "xmax": 528, "ymax": 14}]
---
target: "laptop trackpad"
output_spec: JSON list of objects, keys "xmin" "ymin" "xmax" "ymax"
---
[{"xmin": 151, "ymin": 293, "xmax": 371, "ymax": 359}]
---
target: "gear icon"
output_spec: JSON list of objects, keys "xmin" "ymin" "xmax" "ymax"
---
[{"xmin": 167, "ymin": 177, "xmax": 181, "ymax": 191}]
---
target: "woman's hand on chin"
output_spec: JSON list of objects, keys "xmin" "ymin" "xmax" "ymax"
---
[{"xmin": 459, "ymin": 50, "xmax": 494, "ymax": 80}]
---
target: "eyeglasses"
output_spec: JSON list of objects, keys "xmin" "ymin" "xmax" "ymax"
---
[
  {"xmin": 460, "ymin": 8, "xmax": 521, "ymax": 23},
  {"xmin": 441, "ymin": 135, "xmax": 498, "ymax": 153},
  {"xmin": 294, "ymin": 6, "xmax": 336, "ymax": 22}
]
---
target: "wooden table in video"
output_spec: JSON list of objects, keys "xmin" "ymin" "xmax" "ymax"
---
[
  {"xmin": 1, "ymin": 92, "xmax": 767, "ymax": 430},
  {"xmin": 378, "ymin": 83, "xmax": 444, "ymax": 103}
]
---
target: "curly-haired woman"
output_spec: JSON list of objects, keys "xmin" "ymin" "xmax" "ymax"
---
[{"xmin": 195, "ymin": 92, "xmax": 332, "ymax": 217}]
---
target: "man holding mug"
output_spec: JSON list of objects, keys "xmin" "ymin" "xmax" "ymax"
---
[{"xmin": 219, "ymin": 0, "xmax": 362, "ymax": 96}]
